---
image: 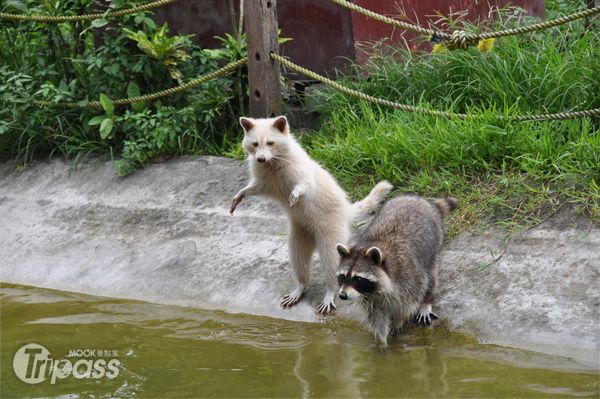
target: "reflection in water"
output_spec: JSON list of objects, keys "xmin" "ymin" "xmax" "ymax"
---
[
  {"xmin": 1, "ymin": 283, "xmax": 598, "ymax": 398},
  {"xmin": 294, "ymin": 351, "xmax": 310, "ymax": 399},
  {"xmin": 523, "ymin": 384, "xmax": 597, "ymax": 397},
  {"xmin": 423, "ymin": 344, "xmax": 450, "ymax": 397},
  {"xmin": 293, "ymin": 332, "xmax": 365, "ymax": 398}
]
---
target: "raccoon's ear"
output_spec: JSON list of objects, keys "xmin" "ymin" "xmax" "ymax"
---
[
  {"xmin": 239, "ymin": 117, "xmax": 254, "ymax": 134},
  {"xmin": 272, "ymin": 116, "xmax": 288, "ymax": 134},
  {"xmin": 365, "ymin": 247, "xmax": 382, "ymax": 265},
  {"xmin": 336, "ymin": 243, "xmax": 351, "ymax": 258}
]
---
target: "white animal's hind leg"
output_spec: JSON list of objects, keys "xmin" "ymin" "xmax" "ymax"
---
[
  {"xmin": 315, "ymin": 234, "xmax": 344, "ymax": 315},
  {"xmin": 281, "ymin": 222, "xmax": 315, "ymax": 309}
]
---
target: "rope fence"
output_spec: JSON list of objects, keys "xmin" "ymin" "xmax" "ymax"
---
[
  {"xmin": 5, "ymin": 0, "xmax": 598, "ymax": 122},
  {"xmin": 272, "ymin": 53, "xmax": 600, "ymax": 122},
  {"xmin": 331, "ymin": 0, "xmax": 600, "ymax": 49},
  {"xmin": 0, "ymin": 0, "xmax": 179, "ymax": 22},
  {"xmin": 38, "ymin": 58, "xmax": 247, "ymax": 108}
]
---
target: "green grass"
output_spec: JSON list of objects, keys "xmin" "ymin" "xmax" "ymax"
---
[
  {"xmin": 300, "ymin": 5, "xmax": 600, "ymax": 235},
  {"xmin": 302, "ymin": 106, "xmax": 598, "ymax": 236}
]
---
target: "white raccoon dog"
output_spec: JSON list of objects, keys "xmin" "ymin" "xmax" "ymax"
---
[{"xmin": 230, "ymin": 115, "xmax": 392, "ymax": 314}]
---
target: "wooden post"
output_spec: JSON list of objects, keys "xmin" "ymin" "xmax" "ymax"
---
[{"xmin": 244, "ymin": 0, "xmax": 281, "ymax": 118}]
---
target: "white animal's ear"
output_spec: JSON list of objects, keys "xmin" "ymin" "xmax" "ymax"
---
[
  {"xmin": 272, "ymin": 116, "xmax": 288, "ymax": 134},
  {"xmin": 336, "ymin": 243, "xmax": 351, "ymax": 258},
  {"xmin": 239, "ymin": 117, "xmax": 254, "ymax": 134},
  {"xmin": 365, "ymin": 247, "xmax": 382, "ymax": 265}
]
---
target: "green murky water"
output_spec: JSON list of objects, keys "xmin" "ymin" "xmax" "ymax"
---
[{"xmin": 1, "ymin": 283, "xmax": 598, "ymax": 398}]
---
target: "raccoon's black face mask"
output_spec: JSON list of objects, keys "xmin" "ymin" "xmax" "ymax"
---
[
  {"xmin": 337, "ymin": 273, "xmax": 378, "ymax": 299},
  {"xmin": 336, "ymin": 244, "xmax": 382, "ymax": 299}
]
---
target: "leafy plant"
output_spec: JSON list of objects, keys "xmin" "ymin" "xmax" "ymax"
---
[
  {"xmin": 124, "ymin": 24, "xmax": 193, "ymax": 85},
  {"xmin": 0, "ymin": 0, "xmax": 248, "ymax": 172},
  {"xmin": 88, "ymin": 94, "xmax": 115, "ymax": 140}
]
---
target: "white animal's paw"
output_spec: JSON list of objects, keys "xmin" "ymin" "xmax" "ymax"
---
[
  {"xmin": 281, "ymin": 287, "xmax": 304, "ymax": 308},
  {"xmin": 414, "ymin": 304, "xmax": 438, "ymax": 326},
  {"xmin": 289, "ymin": 192, "xmax": 299, "ymax": 207},
  {"xmin": 317, "ymin": 293, "xmax": 336, "ymax": 315},
  {"xmin": 230, "ymin": 195, "xmax": 243, "ymax": 214}
]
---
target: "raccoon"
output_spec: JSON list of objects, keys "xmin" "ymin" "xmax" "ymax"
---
[{"xmin": 336, "ymin": 195, "xmax": 458, "ymax": 346}]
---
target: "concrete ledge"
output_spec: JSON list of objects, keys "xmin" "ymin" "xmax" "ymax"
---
[{"xmin": 0, "ymin": 156, "xmax": 598, "ymax": 366}]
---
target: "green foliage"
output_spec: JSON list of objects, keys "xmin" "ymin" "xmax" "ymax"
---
[
  {"xmin": 306, "ymin": 4, "xmax": 600, "ymax": 230},
  {"xmin": 314, "ymin": 16, "xmax": 600, "ymax": 117},
  {"xmin": 546, "ymin": 0, "xmax": 589, "ymax": 18},
  {"xmin": 124, "ymin": 24, "xmax": 193, "ymax": 84},
  {"xmin": 0, "ymin": 0, "xmax": 247, "ymax": 175},
  {"xmin": 205, "ymin": 33, "xmax": 248, "ymax": 63}
]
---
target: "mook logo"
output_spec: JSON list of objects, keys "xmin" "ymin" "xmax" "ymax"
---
[{"xmin": 13, "ymin": 343, "xmax": 121, "ymax": 384}]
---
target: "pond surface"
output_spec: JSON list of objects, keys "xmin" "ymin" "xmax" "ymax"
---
[{"xmin": 1, "ymin": 283, "xmax": 598, "ymax": 398}]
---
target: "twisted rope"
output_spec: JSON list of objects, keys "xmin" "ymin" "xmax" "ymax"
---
[
  {"xmin": 331, "ymin": 0, "xmax": 451, "ymax": 40},
  {"xmin": 332, "ymin": 0, "xmax": 600, "ymax": 49},
  {"xmin": 272, "ymin": 53, "xmax": 600, "ymax": 121},
  {"xmin": 38, "ymin": 58, "xmax": 247, "ymax": 108},
  {"xmin": 479, "ymin": 6, "xmax": 600, "ymax": 39},
  {"xmin": 0, "ymin": 0, "xmax": 179, "ymax": 22}
]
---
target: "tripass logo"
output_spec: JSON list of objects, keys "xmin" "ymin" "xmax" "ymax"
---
[{"xmin": 13, "ymin": 343, "xmax": 121, "ymax": 384}]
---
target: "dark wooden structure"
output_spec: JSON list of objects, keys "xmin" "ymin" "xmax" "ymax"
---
[{"xmin": 244, "ymin": 0, "xmax": 281, "ymax": 118}]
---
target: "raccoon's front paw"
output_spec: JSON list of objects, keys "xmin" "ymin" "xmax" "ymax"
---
[
  {"xmin": 414, "ymin": 304, "xmax": 438, "ymax": 326},
  {"xmin": 281, "ymin": 287, "xmax": 304, "ymax": 308}
]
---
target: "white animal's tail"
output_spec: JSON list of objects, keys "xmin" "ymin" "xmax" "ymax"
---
[{"xmin": 350, "ymin": 181, "xmax": 393, "ymax": 221}]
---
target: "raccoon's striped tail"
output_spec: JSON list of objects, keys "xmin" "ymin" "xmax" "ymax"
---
[
  {"xmin": 433, "ymin": 197, "xmax": 459, "ymax": 218},
  {"xmin": 351, "ymin": 181, "xmax": 393, "ymax": 221}
]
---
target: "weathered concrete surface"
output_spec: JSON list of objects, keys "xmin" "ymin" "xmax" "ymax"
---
[{"xmin": 0, "ymin": 157, "xmax": 598, "ymax": 367}]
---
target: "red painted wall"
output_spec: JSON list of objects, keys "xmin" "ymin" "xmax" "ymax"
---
[{"xmin": 352, "ymin": 0, "xmax": 545, "ymax": 63}]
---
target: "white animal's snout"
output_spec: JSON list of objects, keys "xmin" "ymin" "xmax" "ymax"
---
[{"xmin": 255, "ymin": 149, "xmax": 272, "ymax": 164}]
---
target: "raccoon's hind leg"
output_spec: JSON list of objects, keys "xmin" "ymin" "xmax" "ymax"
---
[
  {"xmin": 281, "ymin": 222, "xmax": 316, "ymax": 308},
  {"xmin": 371, "ymin": 315, "xmax": 392, "ymax": 347},
  {"xmin": 414, "ymin": 272, "xmax": 438, "ymax": 326},
  {"xmin": 390, "ymin": 313, "xmax": 405, "ymax": 337}
]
